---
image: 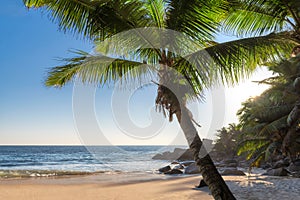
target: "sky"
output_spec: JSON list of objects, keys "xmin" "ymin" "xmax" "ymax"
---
[{"xmin": 0, "ymin": 1, "xmax": 271, "ymax": 145}]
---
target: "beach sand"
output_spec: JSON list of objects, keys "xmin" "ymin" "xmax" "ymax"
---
[
  {"xmin": 0, "ymin": 174, "xmax": 299, "ymax": 200},
  {"xmin": 0, "ymin": 175, "xmax": 212, "ymax": 200}
]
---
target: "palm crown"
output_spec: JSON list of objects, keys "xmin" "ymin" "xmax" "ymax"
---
[{"xmin": 24, "ymin": 0, "xmax": 298, "ymax": 94}]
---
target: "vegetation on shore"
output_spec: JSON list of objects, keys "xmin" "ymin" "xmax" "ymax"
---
[{"xmin": 213, "ymin": 55, "xmax": 300, "ymax": 169}]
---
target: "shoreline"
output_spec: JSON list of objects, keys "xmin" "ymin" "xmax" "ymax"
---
[{"xmin": 0, "ymin": 171, "xmax": 191, "ymax": 185}]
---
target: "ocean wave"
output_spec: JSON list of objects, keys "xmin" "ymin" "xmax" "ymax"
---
[{"xmin": 0, "ymin": 170, "xmax": 108, "ymax": 179}]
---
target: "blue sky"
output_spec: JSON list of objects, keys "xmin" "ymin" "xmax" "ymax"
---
[
  {"xmin": 0, "ymin": 1, "xmax": 271, "ymax": 145},
  {"xmin": 1, "ymin": 1, "xmax": 92, "ymax": 144}
]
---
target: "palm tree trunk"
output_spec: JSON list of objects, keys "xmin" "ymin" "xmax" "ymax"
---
[
  {"xmin": 156, "ymin": 57, "xmax": 235, "ymax": 199},
  {"xmin": 176, "ymin": 105, "xmax": 236, "ymax": 200}
]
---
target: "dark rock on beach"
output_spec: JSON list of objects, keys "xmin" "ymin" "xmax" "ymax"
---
[
  {"xmin": 181, "ymin": 161, "xmax": 195, "ymax": 167},
  {"xmin": 158, "ymin": 166, "xmax": 171, "ymax": 173},
  {"xmin": 221, "ymin": 168, "xmax": 246, "ymax": 176},
  {"xmin": 288, "ymin": 160, "xmax": 300, "ymax": 173},
  {"xmin": 273, "ymin": 159, "xmax": 290, "ymax": 169},
  {"xmin": 264, "ymin": 167, "xmax": 289, "ymax": 176},
  {"xmin": 261, "ymin": 163, "xmax": 272, "ymax": 170},
  {"xmin": 223, "ymin": 159, "xmax": 238, "ymax": 168},
  {"xmin": 184, "ymin": 163, "xmax": 200, "ymax": 174},
  {"xmin": 164, "ymin": 169, "xmax": 183, "ymax": 175},
  {"xmin": 173, "ymin": 164, "xmax": 184, "ymax": 170}
]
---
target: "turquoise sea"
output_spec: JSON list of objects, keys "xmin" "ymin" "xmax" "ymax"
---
[{"xmin": 0, "ymin": 145, "xmax": 185, "ymax": 178}]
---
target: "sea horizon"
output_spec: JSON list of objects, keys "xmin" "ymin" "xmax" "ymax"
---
[{"xmin": 0, "ymin": 145, "xmax": 187, "ymax": 178}]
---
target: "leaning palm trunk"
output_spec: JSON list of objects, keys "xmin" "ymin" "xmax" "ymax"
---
[
  {"xmin": 176, "ymin": 106, "xmax": 236, "ymax": 200},
  {"xmin": 156, "ymin": 58, "xmax": 236, "ymax": 200}
]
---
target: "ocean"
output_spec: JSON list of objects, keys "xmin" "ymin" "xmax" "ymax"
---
[{"xmin": 0, "ymin": 145, "xmax": 185, "ymax": 178}]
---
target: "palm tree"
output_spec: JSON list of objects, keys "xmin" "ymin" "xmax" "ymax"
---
[
  {"xmin": 213, "ymin": 124, "xmax": 241, "ymax": 160},
  {"xmin": 236, "ymin": 55, "xmax": 300, "ymax": 167},
  {"xmin": 23, "ymin": 0, "xmax": 299, "ymax": 199}
]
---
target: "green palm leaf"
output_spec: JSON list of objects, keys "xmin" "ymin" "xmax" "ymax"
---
[
  {"xmin": 146, "ymin": 0, "xmax": 166, "ymax": 28},
  {"xmin": 253, "ymin": 104, "xmax": 292, "ymax": 122},
  {"xmin": 166, "ymin": 0, "xmax": 226, "ymax": 42},
  {"xmin": 257, "ymin": 115, "xmax": 288, "ymax": 136},
  {"xmin": 237, "ymin": 138, "xmax": 269, "ymax": 156},
  {"xmin": 223, "ymin": 0, "xmax": 295, "ymax": 37},
  {"xmin": 24, "ymin": 0, "xmax": 151, "ymax": 40},
  {"xmin": 46, "ymin": 51, "xmax": 155, "ymax": 88},
  {"xmin": 176, "ymin": 32, "xmax": 296, "ymax": 86}
]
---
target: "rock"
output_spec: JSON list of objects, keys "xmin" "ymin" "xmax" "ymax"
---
[
  {"xmin": 283, "ymin": 157, "xmax": 291, "ymax": 165},
  {"xmin": 181, "ymin": 161, "xmax": 195, "ymax": 167},
  {"xmin": 226, "ymin": 162, "xmax": 238, "ymax": 168},
  {"xmin": 261, "ymin": 163, "xmax": 272, "ymax": 170},
  {"xmin": 217, "ymin": 159, "xmax": 239, "ymax": 168},
  {"xmin": 293, "ymin": 77, "xmax": 300, "ymax": 92},
  {"xmin": 221, "ymin": 169, "xmax": 246, "ymax": 176},
  {"xmin": 288, "ymin": 163, "xmax": 300, "ymax": 172},
  {"xmin": 152, "ymin": 148, "xmax": 192, "ymax": 160},
  {"xmin": 215, "ymin": 163, "xmax": 226, "ymax": 168},
  {"xmin": 273, "ymin": 160, "xmax": 289, "ymax": 169},
  {"xmin": 171, "ymin": 161, "xmax": 180, "ymax": 165},
  {"xmin": 223, "ymin": 159, "xmax": 238, "ymax": 165},
  {"xmin": 264, "ymin": 168, "xmax": 289, "ymax": 176},
  {"xmin": 152, "ymin": 153, "xmax": 164, "ymax": 160},
  {"xmin": 164, "ymin": 169, "xmax": 183, "ymax": 175},
  {"xmin": 177, "ymin": 149, "xmax": 194, "ymax": 161},
  {"xmin": 162, "ymin": 151, "xmax": 172, "ymax": 158},
  {"xmin": 238, "ymin": 160, "xmax": 251, "ymax": 168},
  {"xmin": 173, "ymin": 164, "xmax": 184, "ymax": 170},
  {"xmin": 184, "ymin": 163, "xmax": 200, "ymax": 174},
  {"xmin": 196, "ymin": 180, "xmax": 208, "ymax": 188},
  {"xmin": 223, "ymin": 159, "xmax": 238, "ymax": 167},
  {"xmin": 293, "ymin": 159, "xmax": 300, "ymax": 166},
  {"xmin": 158, "ymin": 166, "xmax": 171, "ymax": 173}
]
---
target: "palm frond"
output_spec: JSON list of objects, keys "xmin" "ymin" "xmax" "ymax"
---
[
  {"xmin": 269, "ymin": 55, "xmax": 300, "ymax": 78},
  {"xmin": 145, "ymin": 0, "xmax": 166, "ymax": 28},
  {"xmin": 253, "ymin": 105, "xmax": 292, "ymax": 123},
  {"xmin": 258, "ymin": 115, "xmax": 288, "ymax": 136},
  {"xmin": 45, "ymin": 51, "xmax": 155, "ymax": 89},
  {"xmin": 222, "ymin": 0, "xmax": 292, "ymax": 37},
  {"xmin": 237, "ymin": 138, "xmax": 269, "ymax": 156},
  {"xmin": 94, "ymin": 27, "xmax": 205, "ymax": 65},
  {"xmin": 241, "ymin": 123, "xmax": 267, "ymax": 136},
  {"xmin": 175, "ymin": 32, "xmax": 296, "ymax": 87},
  {"xmin": 24, "ymin": 0, "xmax": 150, "ymax": 40},
  {"xmin": 166, "ymin": 0, "xmax": 227, "ymax": 42}
]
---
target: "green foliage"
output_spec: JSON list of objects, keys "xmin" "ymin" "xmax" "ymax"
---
[
  {"xmin": 24, "ymin": 0, "xmax": 151, "ymax": 40},
  {"xmin": 24, "ymin": 0, "xmax": 300, "ymax": 93},
  {"xmin": 235, "ymin": 54, "xmax": 300, "ymax": 166},
  {"xmin": 166, "ymin": 0, "xmax": 226, "ymax": 41},
  {"xmin": 222, "ymin": 0, "xmax": 299, "ymax": 37},
  {"xmin": 46, "ymin": 50, "xmax": 155, "ymax": 89},
  {"xmin": 213, "ymin": 124, "xmax": 241, "ymax": 158}
]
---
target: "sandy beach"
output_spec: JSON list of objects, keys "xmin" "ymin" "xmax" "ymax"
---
[
  {"xmin": 0, "ymin": 175, "xmax": 212, "ymax": 200},
  {"xmin": 0, "ymin": 174, "xmax": 299, "ymax": 200}
]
